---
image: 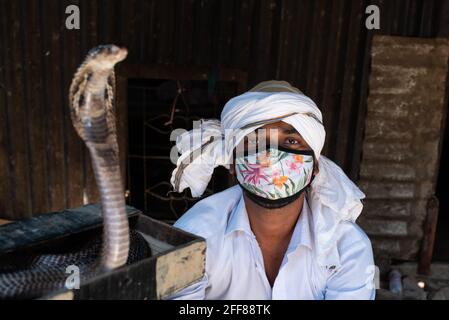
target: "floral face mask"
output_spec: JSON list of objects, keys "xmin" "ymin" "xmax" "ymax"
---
[{"xmin": 235, "ymin": 146, "xmax": 315, "ymax": 208}]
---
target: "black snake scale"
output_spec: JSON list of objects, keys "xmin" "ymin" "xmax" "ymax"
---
[
  {"xmin": 0, "ymin": 231, "xmax": 150, "ymax": 299},
  {"xmin": 0, "ymin": 45, "xmax": 151, "ymax": 299}
]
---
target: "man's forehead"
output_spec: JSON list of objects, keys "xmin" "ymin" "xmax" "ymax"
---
[{"xmin": 260, "ymin": 121, "xmax": 299, "ymax": 134}]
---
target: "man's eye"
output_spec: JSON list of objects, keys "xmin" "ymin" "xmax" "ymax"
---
[{"xmin": 285, "ymin": 138, "xmax": 299, "ymax": 145}]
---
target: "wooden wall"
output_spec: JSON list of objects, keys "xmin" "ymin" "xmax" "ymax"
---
[{"xmin": 0, "ymin": 0, "xmax": 447, "ymax": 219}]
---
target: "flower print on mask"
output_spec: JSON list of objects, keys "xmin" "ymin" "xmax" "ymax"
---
[
  {"xmin": 235, "ymin": 147, "xmax": 315, "ymax": 201},
  {"xmin": 238, "ymin": 163, "xmax": 270, "ymax": 186},
  {"xmin": 293, "ymin": 154, "xmax": 304, "ymax": 164},
  {"xmin": 273, "ymin": 175, "xmax": 288, "ymax": 189},
  {"xmin": 285, "ymin": 159, "xmax": 301, "ymax": 172},
  {"xmin": 271, "ymin": 168, "xmax": 281, "ymax": 179}
]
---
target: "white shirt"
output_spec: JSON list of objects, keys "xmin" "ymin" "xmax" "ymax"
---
[{"xmin": 168, "ymin": 186, "xmax": 375, "ymax": 300}]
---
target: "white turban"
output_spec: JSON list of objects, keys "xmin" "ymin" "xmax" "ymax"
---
[{"xmin": 170, "ymin": 81, "xmax": 365, "ymax": 268}]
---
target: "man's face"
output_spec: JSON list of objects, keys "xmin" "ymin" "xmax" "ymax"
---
[{"xmin": 231, "ymin": 121, "xmax": 319, "ymax": 175}]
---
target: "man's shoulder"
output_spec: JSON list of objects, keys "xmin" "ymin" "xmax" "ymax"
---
[
  {"xmin": 173, "ymin": 185, "xmax": 242, "ymax": 239},
  {"xmin": 334, "ymin": 220, "xmax": 372, "ymax": 252}
]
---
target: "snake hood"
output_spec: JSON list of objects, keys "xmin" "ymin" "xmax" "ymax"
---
[{"xmin": 69, "ymin": 44, "xmax": 126, "ymax": 144}]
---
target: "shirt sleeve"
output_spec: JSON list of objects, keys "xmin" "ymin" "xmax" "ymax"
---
[
  {"xmin": 324, "ymin": 237, "xmax": 376, "ymax": 300},
  {"xmin": 164, "ymin": 274, "xmax": 209, "ymax": 300}
]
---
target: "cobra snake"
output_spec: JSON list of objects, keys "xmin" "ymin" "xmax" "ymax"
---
[{"xmin": 0, "ymin": 45, "xmax": 151, "ymax": 299}]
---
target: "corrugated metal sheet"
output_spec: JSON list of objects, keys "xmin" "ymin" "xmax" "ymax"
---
[{"xmin": 0, "ymin": 0, "xmax": 447, "ymax": 219}]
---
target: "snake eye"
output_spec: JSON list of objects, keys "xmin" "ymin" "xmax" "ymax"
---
[{"xmin": 108, "ymin": 46, "xmax": 119, "ymax": 54}]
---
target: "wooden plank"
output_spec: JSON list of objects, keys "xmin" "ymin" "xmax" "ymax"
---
[
  {"xmin": 0, "ymin": 204, "xmax": 140, "ymax": 254},
  {"xmin": 120, "ymin": 64, "xmax": 247, "ymax": 84},
  {"xmin": 334, "ymin": 0, "xmax": 365, "ymax": 171},
  {"xmin": 0, "ymin": 219, "xmax": 11, "ymax": 226},
  {"xmin": 157, "ymin": 0, "xmax": 176, "ymax": 65},
  {"xmin": 232, "ymin": 0, "xmax": 255, "ymax": 70},
  {"xmin": 136, "ymin": 214, "xmax": 200, "ymax": 246},
  {"xmin": 250, "ymin": 0, "xmax": 277, "ymax": 84},
  {"xmin": 175, "ymin": 0, "xmax": 195, "ymax": 65},
  {"xmin": 397, "ymin": 0, "xmax": 410, "ymax": 35},
  {"xmin": 317, "ymin": 0, "xmax": 333, "ymax": 106},
  {"xmin": 293, "ymin": 0, "xmax": 313, "ymax": 91},
  {"xmin": 350, "ymin": 1, "xmax": 379, "ymax": 181},
  {"xmin": 390, "ymin": 0, "xmax": 402, "ymax": 34},
  {"xmin": 319, "ymin": 0, "xmax": 348, "ymax": 160},
  {"xmin": 437, "ymin": 0, "xmax": 449, "ymax": 37},
  {"xmin": 141, "ymin": 0, "xmax": 159, "ymax": 63},
  {"xmin": 276, "ymin": 0, "xmax": 299, "ymax": 83},
  {"xmin": 418, "ymin": 196, "xmax": 439, "ymax": 275},
  {"xmin": 135, "ymin": 1, "xmax": 145, "ymax": 63},
  {"xmin": 208, "ymin": 0, "xmax": 222, "ymax": 67},
  {"xmin": 43, "ymin": 0, "xmax": 67, "ymax": 212},
  {"xmin": 216, "ymin": 0, "xmax": 234, "ymax": 66},
  {"xmin": 405, "ymin": 0, "xmax": 420, "ymax": 35},
  {"xmin": 18, "ymin": 0, "xmax": 35, "ymax": 216},
  {"xmin": 419, "ymin": 0, "xmax": 437, "ymax": 36},
  {"xmin": 23, "ymin": 0, "xmax": 50, "ymax": 214},
  {"xmin": 379, "ymin": 0, "xmax": 393, "ymax": 34},
  {"xmin": 3, "ymin": 0, "xmax": 32, "ymax": 218},
  {"xmin": 122, "ymin": 0, "xmax": 141, "ymax": 63},
  {"xmin": 62, "ymin": 0, "xmax": 84, "ymax": 209},
  {"xmin": 305, "ymin": 0, "xmax": 327, "ymax": 101},
  {"xmin": 192, "ymin": 0, "xmax": 214, "ymax": 66},
  {"xmin": 0, "ymin": 0, "xmax": 13, "ymax": 219},
  {"xmin": 98, "ymin": 0, "xmax": 122, "ymax": 44},
  {"xmin": 286, "ymin": 0, "xmax": 305, "ymax": 84},
  {"xmin": 297, "ymin": 0, "xmax": 333, "ymax": 155},
  {"xmin": 85, "ymin": 0, "xmax": 100, "ymax": 47},
  {"xmin": 46, "ymin": 291, "xmax": 74, "ymax": 300},
  {"xmin": 99, "ymin": 0, "xmax": 121, "ymax": 45},
  {"xmin": 156, "ymin": 240, "xmax": 205, "ymax": 299}
]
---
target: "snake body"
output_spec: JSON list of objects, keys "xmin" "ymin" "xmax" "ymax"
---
[
  {"xmin": 69, "ymin": 45, "xmax": 132, "ymax": 271},
  {"xmin": 0, "ymin": 45, "xmax": 151, "ymax": 299}
]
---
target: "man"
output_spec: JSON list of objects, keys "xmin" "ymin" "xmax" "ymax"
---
[{"xmin": 168, "ymin": 81, "xmax": 375, "ymax": 300}]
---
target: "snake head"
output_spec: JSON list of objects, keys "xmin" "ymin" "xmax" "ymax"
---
[
  {"xmin": 69, "ymin": 45, "xmax": 127, "ymax": 142},
  {"xmin": 86, "ymin": 45, "xmax": 128, "ymax": 70}
]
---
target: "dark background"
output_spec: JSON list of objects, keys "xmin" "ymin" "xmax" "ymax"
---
[{"xmin": 0, "ymin": 0, "xmax": 448, "ymax": 229}]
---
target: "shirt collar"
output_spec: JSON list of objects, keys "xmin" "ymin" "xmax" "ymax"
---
[
  {"xmin": 225, "ymin": 193, "xmax": 314, "ymax": 252},
  {"xmin": 225, "ymin": 194, "xmax": 255, "ymax": 238},
  {"xmin": 287, "ymin": 196, "xmax": 313, "ymax": 253}
]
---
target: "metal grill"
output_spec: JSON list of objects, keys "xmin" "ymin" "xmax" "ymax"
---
[{"xmin": 126, "ymin": 79, "xmax": 239, "ymax": 222}]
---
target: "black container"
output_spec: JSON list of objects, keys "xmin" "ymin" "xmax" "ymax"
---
[{"xmin": 0, "ymin": 204, "xmax": 206, "ymax": 300}]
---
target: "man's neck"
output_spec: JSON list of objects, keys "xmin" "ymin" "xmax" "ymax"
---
[
  {"xmin": 244, "ymin": 193, "xmax": 305, "ymax": 287},
  {"xmin": 244, "ymin": 193, "xmax": 305, "ymax": 243}
]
